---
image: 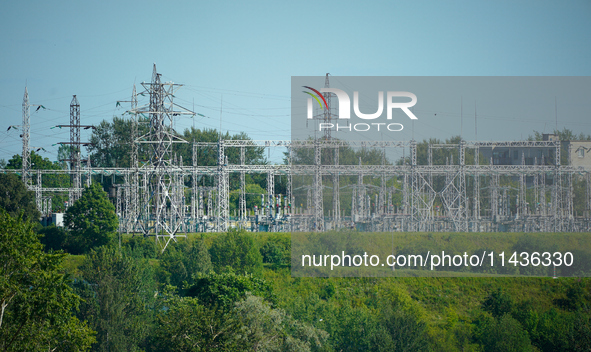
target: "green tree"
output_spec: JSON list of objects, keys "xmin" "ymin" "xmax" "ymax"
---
[
  {"xmin": 88, "ymin": 118, "xmax": 269, "ymax": 195},
  {"xmin": 57, "ymin": 144, "xmax": 74, "ymax": 169},
  {"xmin": 186, "ymin": 272, "xmax": 272, "ymax": 310},
  {"xmin": 177, "ymin": 127, "xmax": 267, "ymax": 167},
  {"xmin": 75, "ymin": 246, "xmax": 156, "ymax": 352},
  {"xmin": 5, "ymin": 151, "xmax": 71, "ymax": 212},
  {"xmin": 38, "ymin": 225, "xmax": 68, "ymax": 252},
  {"xmin": 88, "ymin": 116, "xmax": 138, "ymax": 168},
  {"xmin": 378, "ymin": 306, "xmax": 430, "ymax": 352},
  {"xmin": 151, "ymin": 294, "xmax": 243, "ymax": 352},
  {"xmin": 122, "ymin": 236, "xmax": 158, "ymax": 259},
  {"xmin": 210, "ymin": 229, "xmax": 264, "ymax": 275},
  {"xmin": 234, "ymin": 294, "xmax": 328, "ymax": 352},
  {"xmin": 474, "ymin": 313, "xmax": 533, "ymax": 352},
  {"xmin": 151, "ymin": 292, "xmax": 328, "ymax": 352},
  {"xmin": 0, "ymin": 210, "xmax": 95, "ymax": 351},
  {"xmin": 260, "ymin": 234, "xmax": 290, "ymax": 266},
  {"xmin": 177, "ymin": 127, "xmax": 268, "ymax": 196},
  {"xmin": 229, "ymin": 182, "xmax": 266, "ymax": 213},
  {"xmin": 0, "ymin": 173, "xmax": 41, "ymax": 222},
  {"xmin": 64, "ymin": 183, "xmax": 118, "ymax": 254},
  {"xmin": 159, "ymin": 239, "xmax": 212, "ymax": 288},
  {"xmin": 283, "ymin": 291, "xmax": 402, "ymax": 351},
  {"xmin": 482, "ymin": 288, "xmax": 514, "ymax": 318},
  {"xmin": 529, "ymin": 128, "xmax": 591, "ymax": 143},
  {"xmin": 5, "ymin": 150, "xmax": 61, "ymax": 171}
]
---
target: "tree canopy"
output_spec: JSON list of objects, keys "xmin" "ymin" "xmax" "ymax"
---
[
  {"xmin": 88, "ymin": 116, "xmax": 138, "ymax": 168},
  {"xmin": 529, "ymin": 128, "xmax": 591, "ymax": 142},
  {"xmin": 0, "ymin": 210, "xmax": 95, "ymax": 351},
  {"xmin": 87, "ymin": 117, "xmax": 267, "ymax": 168},
  {"xmin": 5, "ymin": 151, "xmax": 71, "ymax": 212},
  {"xmin": 64, "ymin": 182, "xmax": 118, "ymax": 254},
  {"xmin": 74, "ymin": 246, "xmax": 156, "ymax": 351},
  {"xmin": 0, "ymin": 173, "xmax": 40, "ymax": 222},
  {"xmin": 209, "ymin": 229, "xmax": 264, "ymax": 275},
  {"xmin": 5, "ymin": 150, "xmax": 62, "ymax": 171},
  {"xmin": 159, "ymin": 239, "xmax": 212, "ymax": 288}
]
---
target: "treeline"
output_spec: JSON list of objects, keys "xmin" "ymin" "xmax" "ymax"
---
[
  {"xmin": 5, "ymin": 218, "xmax": 591, "ymax": 351},
  {"xmin": 87, "ymin": 116, "xmax": 397, "ymax": 214},
  {"xmin": 1, "ymin": 173, "xmax": 591, "ymax": 351},
  {"xmin": 5, "ymin": 114, "xmax": 589, "ymax": 216}
]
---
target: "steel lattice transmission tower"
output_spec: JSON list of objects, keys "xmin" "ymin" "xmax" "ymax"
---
[
  {"xmin": 239, "ymin": 147, "xmax": 247, "ymax": 221},
  {"xmin": 440, "ymin": 141, "xmax": 468, "ymax": 231},
  {"xmin": 130, "ymin": 85, "xmax": 139, "ymax": 233},
  {"xmin": 20, "ymin": 88, "xmax": 48, "ymax": 212},
  {"xmin": 313, "ymin": 136, "xmax": 324, "ymax": 231},
  {"xmin": 117, "ymin": 85, "xmax": 140, "ymax": 233},
  {"xmin": 70, "ymin": 96, "xmax": 82, "ymax": 203},
  {"xmin": 410, "ymin": 141, "xmax": 436, "ymax": 231},
  {"xmin": 133, "ymin": 65, "xmax": 194, "ymax": 250},
  {"xmin": 311, "ymin": 74, "xmax": 335, "ymax": 231},
  {"xmin": 217, "ymin": 140, "xmax": 229, "ymax": 231},
  {"xmin": 22, "ymin": 88, "xmax": 30, "ymax": 186},
  {"xmin": 323, "ymin": 73, "xmax": 333, "ymax": 140},
  {"xmin": 56, "ymin": 96, "xmax": 93, "ymax": 206},
  {"xmin": 21, "ymin": 87, "xmax": 42, "ymax": 213}
]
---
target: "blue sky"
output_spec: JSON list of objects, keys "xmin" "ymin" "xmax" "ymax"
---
[{"xmin": 1, "ymin": 0, "xmax": 590, "ymax": 163}]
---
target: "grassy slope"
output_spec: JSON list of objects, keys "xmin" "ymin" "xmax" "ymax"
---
[{"xmin": 63, "ymin": 231, "xmax": 590, "ymax": 347}]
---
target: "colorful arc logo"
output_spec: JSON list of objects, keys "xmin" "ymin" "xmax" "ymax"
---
[{"xmin": 302, "ymin": 86, "xmax": 328, "ymax": 110}]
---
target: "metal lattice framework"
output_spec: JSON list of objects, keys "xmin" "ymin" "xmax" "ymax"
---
[
  {"xmin": 22, "ymin": 88, "xmax": 30, "ymax": 187},
  {"xmin": 13, "ymin": 137, "xmax": 591, "ymax": 236},
  {"xmin": 8, "ymin": 68, "xmax": 591, "ymax": 253},
  {"xmin": 131, "ymin": 64, "xmax": 195, "ymax": 250},
  {"xmin": 55, "ymin": 95, "xmax": 95, "ymax": 206}
]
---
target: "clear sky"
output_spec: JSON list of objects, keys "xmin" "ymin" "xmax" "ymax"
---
[{"xmin": 1, "ymin": 0, "xmax": 590, "ymax": 163}]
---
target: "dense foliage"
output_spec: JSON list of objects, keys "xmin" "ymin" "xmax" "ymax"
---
[
  {"xmin": 0, "ymin": 172, "xmax": 41, "ymax": 222},
  {"xmin": 74, "ymin": 246, "xmax": 156, "ymax": 351},
  {"xmin": 64, "ymin": 183, "xmax": 118, "ymax": 254},
  {"xmin": 2, "ymin": 123, "xmax": 591, "ymax": 350},
  {"xmin": 0, "ymin": 211, "xmax": 95, "ymax": 351},
  {"xmin": 209, "ymin": 229, "xmax": 264, "ymax": 275},
  {"xmin": 4, "ymin": 150, "xmax": 71, "ymax": 212},
  {"xmin": 44, "ymin": 231, "xmax": 590, "ymax": 352},
  {"xmin": 2, "ymin": 205, "xmax": 591, "ymax": 351}
]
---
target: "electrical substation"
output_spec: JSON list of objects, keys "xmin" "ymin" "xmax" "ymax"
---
[{"xmin": 8, "ymin": 66, "xmax": 591, "ymax": 250}]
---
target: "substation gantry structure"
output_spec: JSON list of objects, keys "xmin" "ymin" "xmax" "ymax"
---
[{"xmin": 7, "ymin": 67, "xmax": 591, "ymax": 251}]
